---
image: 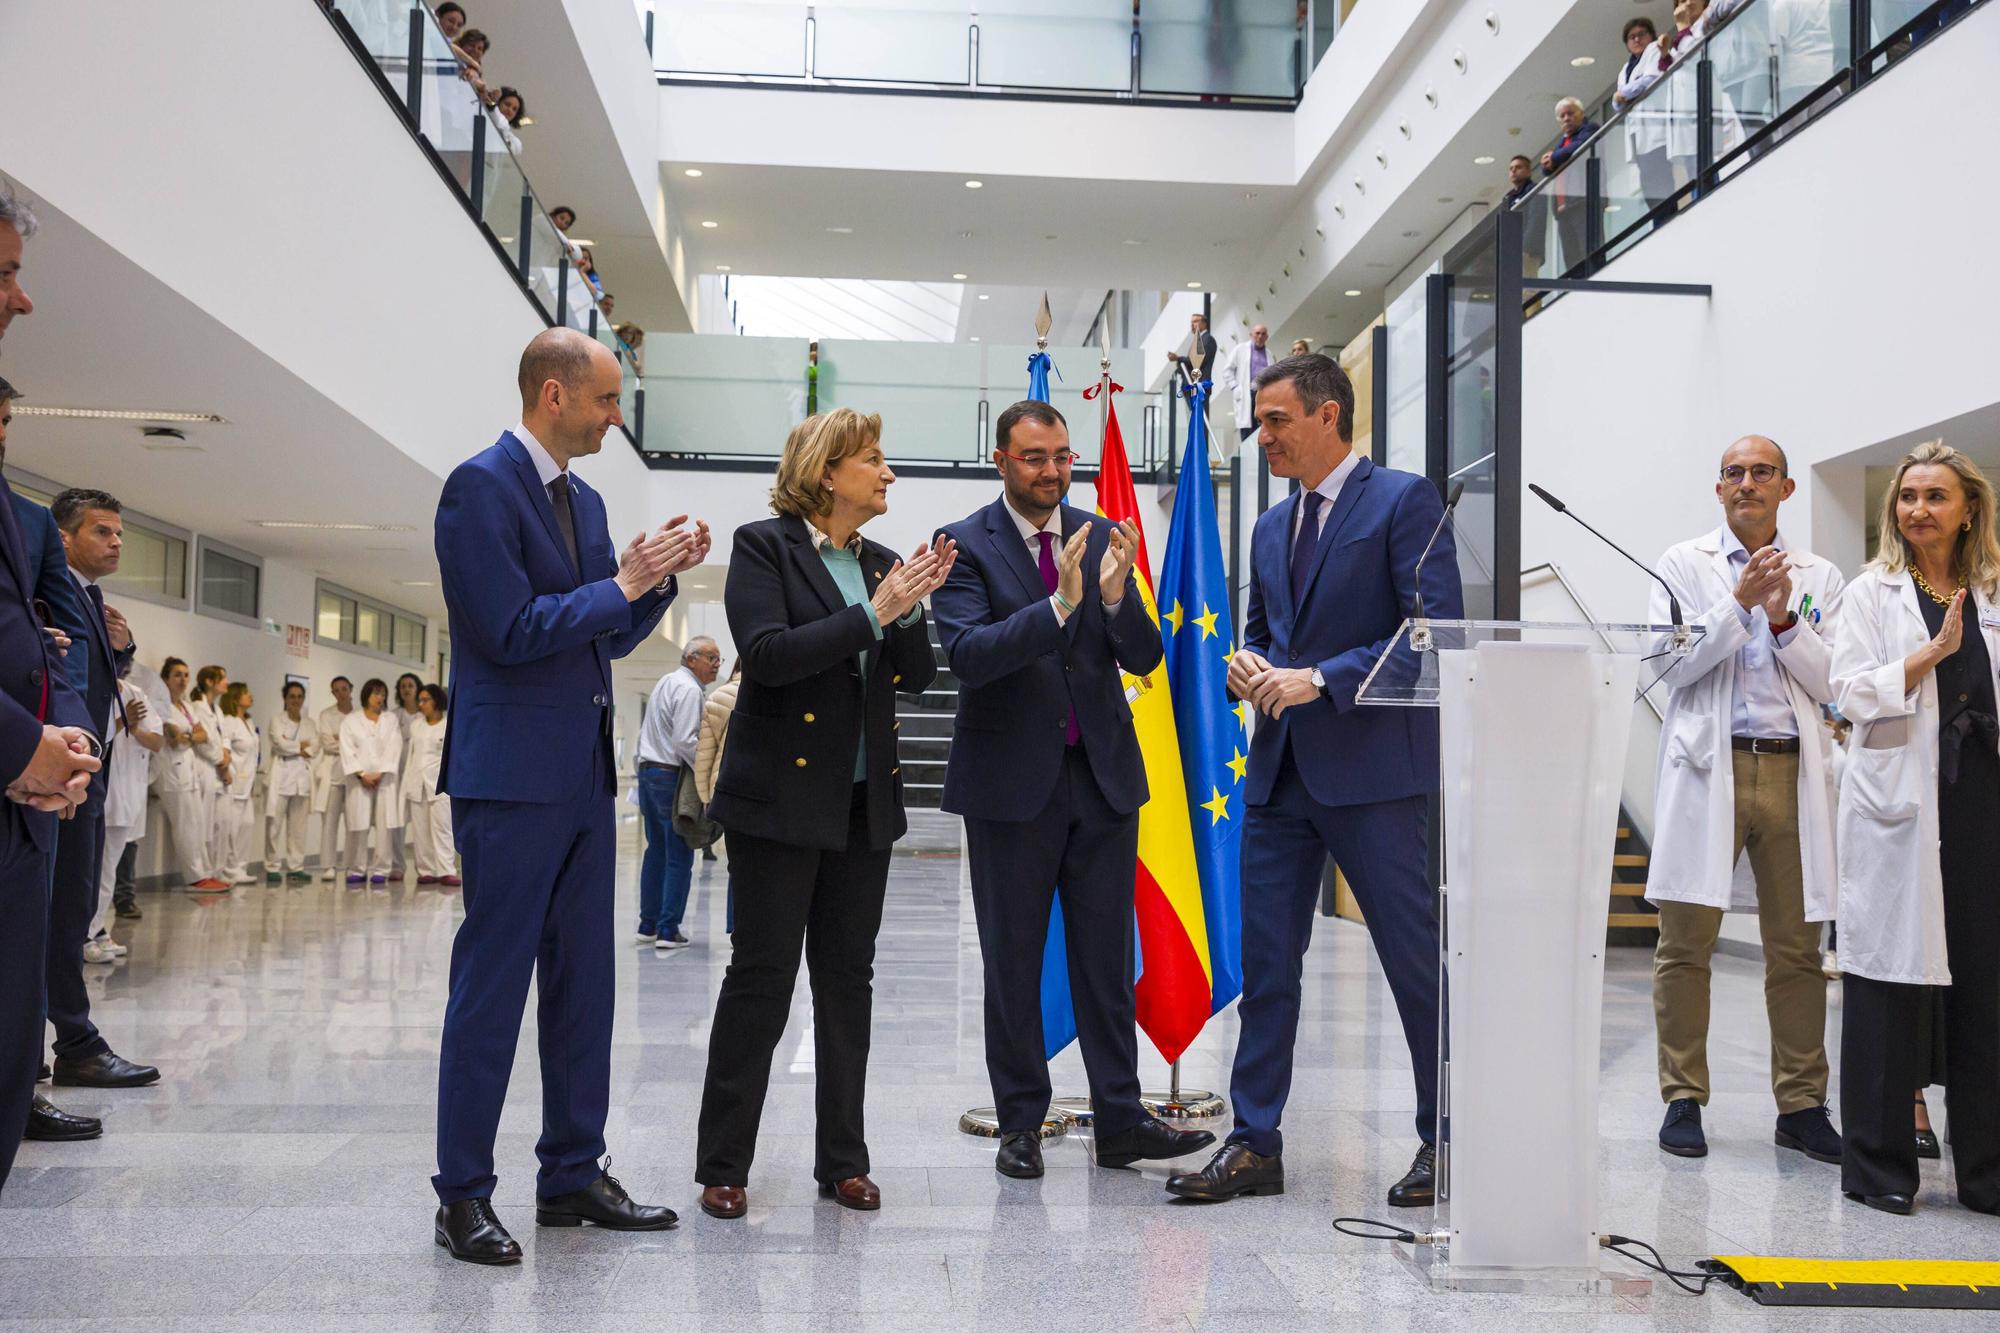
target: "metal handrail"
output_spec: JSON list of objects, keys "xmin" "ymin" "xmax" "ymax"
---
[{"xmin": 1520, "ymin": 561, "xmax": 1666, "ymax": 723}]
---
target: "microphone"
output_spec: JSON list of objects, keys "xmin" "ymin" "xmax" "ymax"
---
[
  {"xmin": 1529, "ymin": 483, "xmax": 1689, "ymax": 649},
  {"xmin": 1409, "ymin": 481, "xmax": 1465, "ymax": 651}
]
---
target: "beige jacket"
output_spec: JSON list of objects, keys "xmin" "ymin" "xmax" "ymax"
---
[{"xmin": 693, "ymin": 678, "xmax": 740, "ymax": 804}]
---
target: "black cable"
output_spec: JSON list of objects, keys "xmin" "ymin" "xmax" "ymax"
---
[
  {"xmin": 1332, "ymin": 1217, "xmax": 1420, "ymax": 1244},
  {"xmin": 1601, "ymin": 1234, "xmax": 1716, "ymax": 1296}
]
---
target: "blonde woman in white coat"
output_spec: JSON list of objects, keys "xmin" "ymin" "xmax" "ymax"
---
[
  {"xmin": 1830, "ymin": 440, "xmax": 2000, "ymax": 1217},
  {"xmin": 216, "ymin": 684, "xmax": 261, "ymax": 885},
  {"xmin": 265, "ymin": 680, "xmax": 317, "ymax": 884},
  {"xmin": 340, "ymin": 678, "xmax": 403, "ymax": 887},
  {"xmin": 402, "ymin": 683, "xmax": 459, "ymax": 886},
  {"xmin": 153, "ymin": 658, "xmax": 225, "ymax": 891},
  {"xmin": 188, "ymin": 664, "xmax": 232, "ymax": 881},
  {"xmin": 1645, "ymin": 437, "xmax": 1845, "ymax": 1165},
  {"xmin": 314, "ymin": 677, "xmax": 356, "ymax": 882}
]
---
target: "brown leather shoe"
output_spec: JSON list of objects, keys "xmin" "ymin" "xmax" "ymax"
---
[
  {"xmin": 818, "ymin": 1174, "xmax": 881, "ymax": 1211},
  {"xmin": 699, "ymin": 1185, "xmax": 746, "ymax": 1220}
]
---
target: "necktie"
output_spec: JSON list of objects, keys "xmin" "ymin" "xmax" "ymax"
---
[
  {"xmin": 85, "ymin": 582, "xmax": 131, "ymax": 732},
  {"xmin": 1036, "ymin": 531, "xmax": 1081, "ymax": 746},
  {"xmin": 1291, "ymin": 490, "xmax": 1327, "ymax": 606},
  {"xmin": 547, "ymin": 474, "xmax": 581, "ymax": 572}
]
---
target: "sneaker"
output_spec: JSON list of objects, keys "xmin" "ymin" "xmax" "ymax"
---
[
  {"xmin": 321, "ymin": 868, "xmax": 338, "ymax": 883},
  {"xmin": 1775, "ymin": 1105, "xmax": 1843, "ymax": 1164},
  {"xmin": 266, "ymin": 871, "xmax": 282, "ymax": 885},
  {"xmin": 93, "ymin": 932, "xmax": 128, "ymax": 957},
  {"xmin": 655, "ymin": 932, "xmax": 691, "ymax": 950},
  {"xmin": 82, "ymin": 939, "xmax": 118, "ymax": 964},
  {"xmin": 115, "ymin": 901, "xmax": 142, "ymax": 920},
  {"xmin": 1660, "ymin": 1098, "xmax": 1707, "ymax": 1157},
  {"xmin": 370, "ymin": 875, "xmax": 387, "ymax": 885},
  {"xmin": 230, "ymin": 870, "xmax": 256, "ymax": 886},
  {"xmin": 346, "ymin": 873, "xmax": 365, "ymax": 887},
  {"xmin": 634, "ymin": 930, "xmax": 658, "ymax": 944}
]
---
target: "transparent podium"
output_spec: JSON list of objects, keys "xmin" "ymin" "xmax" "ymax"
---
[{"xmin": 1356, "ymin": 618, "xmax": 1702, "ymax": 1294}]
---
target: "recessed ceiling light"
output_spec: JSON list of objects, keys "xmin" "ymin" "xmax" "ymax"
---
[
  {"xmin": 1570, "ymin": 55, "xmax": 1596, "ymax": 67},
  {"xmin": 1345, "ymin": 289, "xmax": 1362, "ymax": 297},
  {"xmin": 1186, "ymin": 281, "xmax": 1203, "ymax": 289},
  {"xmin": 957, "ymin": 230, "xmax": 975, "ymax": 239},
  {"xmin": 977, "ymin": 294, "xmax": 990, "ymax": 300},
  {"xmin": 15, "ymin": 406, "xmax": 227, "ymax": 424},
  {"xmin": 715, "ymin": 264, "xmax": 731, "ymax": 271},
  {"xmin": 254, "ymin": 521, "xmax": 416, "ymax": 532},
  {"xmin": 1473, "ymin": 154, "xmax": 1496, "ymax": 165},
  {"xmin": 952, "ymin": 272, "xmax": 968, "ymax": 280},
  {"xmin": 964, "ymin": 179, "xmax": 983, "ymax": 189},
  {"xmin": 700, "ymin": 220, "xmax": 718, "ymax": 228},
  {"xmin": 1244, "ymin": 191, "xmax": 1260, "ymax": 199},
  {"xmin": 969, "ymin": 336, "xmax": 981, "ymax": 342},
  {"xmin": 517, "ymin": 116, "xmax": 535, "ymax": 127},
  {"xmin": 567, "ymin": 238, "xmax": 596, "ymax": 248},
  {"xmin": 683, "ymin": 168, "xmax": 703, "ymax": 177},
  {"xmin": 396, "ymin": 579, "xmax": 436, "ymax": 587}
]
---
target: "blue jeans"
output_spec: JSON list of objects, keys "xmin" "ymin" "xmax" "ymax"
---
[{"xmin": 637, "ymin": 766, "xmax": 695, "ymax": 937}]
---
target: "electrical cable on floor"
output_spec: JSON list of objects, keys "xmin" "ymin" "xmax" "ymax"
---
[
  {"xmin": 1331, "ymin": 1217, "xmax": 1421, "ymax": 1244},
  {"xmin": 1600, "ymin": 1234, "xmax": 1716, "ymax": 1295}
]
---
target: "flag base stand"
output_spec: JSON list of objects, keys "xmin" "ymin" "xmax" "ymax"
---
[
  {"xmin": 957, "ymin": 1107, "xmax": 1068, "ymax": 1140},
  {"xmin": 1139, "ymin": 1088, "xmax": 1227, "ymax": 1120},
  {"xmin": 1050, "ymin": 1096, "xmax": 1095, "ymax": 1127}
]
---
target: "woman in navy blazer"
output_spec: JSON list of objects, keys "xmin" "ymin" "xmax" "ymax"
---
[{"xmin": 696, "ymin": 409, "xmax": 953, "ymax": 1220}]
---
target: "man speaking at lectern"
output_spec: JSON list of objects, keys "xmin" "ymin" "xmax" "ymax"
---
[{"xmin": 1167, "ymin": 353, "xmax": 1462, "ymax": 1208}]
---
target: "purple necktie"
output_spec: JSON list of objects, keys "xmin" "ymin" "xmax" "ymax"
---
[
  {"xmin": 1036, "ymin": 531, "xmax": 1081, "ymax": 746},
  {"xmin": 1291, "ymin": 490, "xmax": 1326, "ymax": 606}
]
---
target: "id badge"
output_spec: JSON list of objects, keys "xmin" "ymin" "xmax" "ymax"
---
[{"xmin": 1981, "ymin": 604, "xmax": 2000, "ymax": 632}]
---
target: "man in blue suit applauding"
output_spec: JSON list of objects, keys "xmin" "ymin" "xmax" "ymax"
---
[
  {"xmin": 1167, "ymin": 353, "xmax": 1462, "ymax": 1209},
  {"xmin": 430, "ymin": 328, "xmax": 708, "ymax": 1263}
]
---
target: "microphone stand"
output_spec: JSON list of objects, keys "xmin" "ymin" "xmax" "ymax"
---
[
  {"xmin": 1528, "ymin": 483, "xmax": 1693, "ymax": 655},
  {"xmin": 1409, "ymin": 481, "xmax": 1465, "ymax": 653}
]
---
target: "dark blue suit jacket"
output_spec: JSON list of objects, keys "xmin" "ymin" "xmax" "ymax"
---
[
  {"xmin": 2, "ymin": 481, "xmax": 88, "ymax": 854},
  {"xmin": 11, "ymin": 494, "xmax": 95, "ymax": 732},
  {"xmin": 1243, "ymin": 456, "xmax": 1462, "ymax": 809},
  {"xmin": 433, "ymin": 431, "xmax": 674, "ymax": 803},
  {"xmin": 932, "ymin": 497, "xmax": 1162, "ymax": 823}
]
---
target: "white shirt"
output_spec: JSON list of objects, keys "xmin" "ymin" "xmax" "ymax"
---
[
  {"xmin": 1001, "ymin": 496, "xmax": 1121, "ymax": 624},
  {"xmin": 340, "ymin": 710, "xmax": 404, "ymax": 778},
  {"xmin": 1291, "ymin": 449, "xmax": 1362, "ymax": 549},
  {"xmin": 513, "ymin": 422, "xmax": 564, "ymax": 485},
  {"xmin": 638, "ymin": 666, "xmax": 705, "ymax": 767},
  {"xmin": 1722, "ymin": 526, "xmax": 1802, "ymax": 738}
]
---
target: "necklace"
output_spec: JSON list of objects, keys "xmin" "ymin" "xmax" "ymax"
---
[{"xmin": 1911, "ymin": 566, "xmax": 1963, "ymax": 607}]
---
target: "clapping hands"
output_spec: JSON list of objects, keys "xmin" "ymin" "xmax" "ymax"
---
[
  {"xmin": 873, "ymin": 537, "xmax": 958, "ymax": 626},
  {"xmin": 617, "ymin": 515, "xmax": 712, "ymax": 601}
]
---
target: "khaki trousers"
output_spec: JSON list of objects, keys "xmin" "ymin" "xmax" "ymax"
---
[{"xmin": 1653, "ymin": 749, "xmax": 1829, "ymax": 1112}]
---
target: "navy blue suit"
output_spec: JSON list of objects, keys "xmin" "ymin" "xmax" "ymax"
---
[
  {"xmin": 1231, "ymin": 455, "xmax": 1462, "ymax": 1155},
  {"xmin": 16, "ymin": 497, "xmax": 135, "ymax": 1067},
  {"xmin": 932, "ymin": 497, "xmax": 1161, "ymax": 1136},
  {"xmin": 0, "ymin": 482, "xmax": 89, "ymax": 1194},
  {"xmin": 430, "ymin": 431, "xmax": 673, "ymax": 1204}
]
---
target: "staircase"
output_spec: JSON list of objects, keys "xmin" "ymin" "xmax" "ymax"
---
[
  {"xmin": 894, "ymin": 617, "xmax": 956, "ymax": 809},
  {"xmin": 1608, "ymin": 808, "xmax": 1659, "ymax": 945}
]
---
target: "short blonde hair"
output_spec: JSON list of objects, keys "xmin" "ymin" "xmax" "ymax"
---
[
  {"xmin": 219, "ymin": 682, "xmax": 251, "ymax": 718},
  {"xmin": 1871, "ymin": 440, "xmax": 2000, "ymax": 595},
  {"xmin": 1556, "ymin": 96, "xmax": 1584, "ymax": 116},
  {"xmin": 769, "ymin": 408, "xmax": 883, "ymax": 519}
]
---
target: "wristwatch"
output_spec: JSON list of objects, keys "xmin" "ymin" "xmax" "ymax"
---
[
  {"xmin": 1309, "ymin": 667, "xmax": 1327, "ymax": 696},
  {"xmin": 77, "ymin": 731, "xmax": 103, "ymax": 760}
]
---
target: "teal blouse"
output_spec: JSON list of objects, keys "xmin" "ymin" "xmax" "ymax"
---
[{"xmin": 815, "ymin": 536, "xmax": 918, "ymax": 782}]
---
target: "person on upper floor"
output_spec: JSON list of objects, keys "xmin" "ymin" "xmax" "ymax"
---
[
  {"xmin": 1541, "ymin": 96, "xmax": 1602, "ymax": 275},
  {"xmin": 1614, "ymin": 16, "xmax": 1676, "ymax": 213},
  {"xmin": 1165, "ymin": 310, "xmax": 1219, "ymax": 392},
  {"xmin": 1220, "ymin": 324, "xmax": 1272, "ymax": 445}
]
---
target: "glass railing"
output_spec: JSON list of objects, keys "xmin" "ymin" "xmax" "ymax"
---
[
  {"xmin": 642, "ymin": 0, "xmax": 1311, "ymax": 103},
  {"xmin": 1512, "ymin": 0, "xmax": 1979, "ymax": 283},
  {"xmin": 634, "ymin": 334, "xmax": 1157, "ymax": 469},
  {"xmin": 322, "ymin": 1, "xmax": 623, "ymax": 344}
]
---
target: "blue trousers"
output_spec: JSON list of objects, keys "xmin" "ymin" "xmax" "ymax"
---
[
  {"xmin": 1230, "ymin": 750, "xmax": 1439, "ymax": 1156},
  {"xmin": 0, "ymin": 830, "xmax": 52, "ymax": 1195},
  {"xmin": 636, "ymin": 766, "xmax": 694, "ymax": 937},
  {"xmin": 432, "ymin": 768, "xmax": 615, "ymax": 1204}
]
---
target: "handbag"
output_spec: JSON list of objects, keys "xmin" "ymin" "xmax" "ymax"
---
[{"xmin": 672, "ymin": 762, "xmax": 721, "ymax": 849}]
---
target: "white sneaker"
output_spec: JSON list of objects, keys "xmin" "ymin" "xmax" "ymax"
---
[
  {"xmin": 94, "ymin": 933, "xmax": 129, "ymax": 957},
  {"xmin": 655, "ymin": 932, "xmax": 691, "ymax": 950},
  {"xmin": 82, "ymin": 939, "xmax": 118, "ymax": 964},
  {"xmin": 321, "ymin": 867, "xmax": 338, "ymax": 882},
  {"xmin": 230, "ymin": 870, "xmax": 257, "ymax": 886}
]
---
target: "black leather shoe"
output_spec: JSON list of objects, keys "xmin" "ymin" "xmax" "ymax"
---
[
  {"xmin": 1774, "ymin": 1105, "xmax": 1842, "ymax": 1164},
  {"xmin": 25, "ymin": 1094, "xmax": 102, "ymax": 1141},
  {"xmin": 1845, "ymin": 1190, "xmax": 1914, "ymax": 1216},
  {"xmin": 115, "ymin": 901, "xmax": 142, "ymax": 919},
  {"xmin": 1093, "ymin": 1117, "xmax": 1217, "ymax": 1169},
  {"xmin": 536, "ymin": 1167, "xmax": 677, "ymax": 1230},
  {"xmin": 995, "ymin": 1130, "xmax": 1044, "ymax": 1179},
  {"xmin": 1916, "ymin": 1128, "xmax": 1942, "ymax": 1160},
  {"xmin": 1387, "ymin": 1143, "xmax": 1437, "ymax": 1208},
  {"xmin": 1659, "ymin": 1097, "xmax": 1707, "ymax": 1157},
  {"xmin": 37, "ymin": 1063, "xmax": 49, "ymax": 1083},
  {"xmin": 434, "ymin": 1198, "xmax": 522, "ymax": 1264},
  {"xmin": 52, "ymin": 1050, "xmax": 160, "ymax": 1089},
  {"xmin": 1164, "ymin": 1142, "xmax": 1284, "ymax": 1201}
]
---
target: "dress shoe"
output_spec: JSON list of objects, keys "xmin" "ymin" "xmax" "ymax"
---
[
  {"xmin": 1774, "ymin": 1105, "xmax": 1842, "ymax": 1164},
  {"xmin": 37, "ymin": 1063, "xmax": 48, "ymax": 1082},
  {"xmin": 819, "ymin": 1175, "xmax": 881, "ymax": 1210},
  {"xmin": 700, "ymin": 1185, "xmax": 747, "ymax": 1219},
  {"xmin": 1387, "ymin": 1143, "xmax": 1437, "ymax": 1208},
  {"xmin": 1164, "ymin": 1142, "xmax": 1284, "ymax": 1201},
  {"xmin": 536, "ymin": 1168, "xmax": 677, "ymax": 1230},
  {"xmin": 53, "ymin": 1050, "xmax": 160, "ymax": 1089},
  {"xmin": 995, "ymin": 1130, "xmax": 1044, "ymax": 1179},
  {"xmin": 25, "ymin": 1094, "xmax": 102, "ymax": 1141},
  {"xmin": 1093, "ymin": 1117, "xmax": 1216, "ymax": 1169},
  {"xmin": 434, "ymin": 1198, "xmax": 522, "ymax": 1264},
  {"xmin": 1916, "ymin": 1128, "xmax": 1942, "ymax": 1160},
  {"xmin": 1845, "ymin": 1190, "xmax": 1914, "ymax": 1215},
  {"xmin": 1659, "ymin": 1098, "xmax": 1707, "ymax": 1157},
  {"xmin": 115, "ymin": 900, "xmax": 142, "ymax": 919}
]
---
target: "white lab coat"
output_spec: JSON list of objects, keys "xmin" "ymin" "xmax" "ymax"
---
[
  {"xmin": 1618, "ymin": 42, "xmax": 1671, "ymax": 156},
  {"xmin": 217, "ymin": 713, "xmax": 260, "ymax": 875},
  {"xmin": 1829, "ymin": 568, "xmax": 1995, "ymax": 986},
  {"xmin": 313, "ymin": 703, "xmax": 352, "ymax": 814},
  {"xmin": 264, "ymin": 711, "xmax": 316, "ymax": 815},
  {"xmin": 105, "ymin": 680, "xmax": 158, "ymax": 834},
  {"xmin": 151, "ymin": 696, "xmax": 205, "ymax": 794},
  {"xmin": 219, "ymin": 715, "xmax": 259, "ymax": 801},
  {"xmin": 152, "ymin": 694, "xmax": 215, "ymax": 883},
  {"xmin": 340, "ymin": 710, "xmax": 404, "ymax": 831},
  {"xmin": 1644, "ymin": 528, "xmax": 1844, "ymax": 919},
  {"xmin": 403, "ymin": 716, "xmax": 448, "ymax": 804},
  {"xmin": 402, "ymin": 715, "xmax": 457, "ymax": 878},
  {"xmin": 1218, "ymin": 340, "xmax": 1268, "ymax": 428}
]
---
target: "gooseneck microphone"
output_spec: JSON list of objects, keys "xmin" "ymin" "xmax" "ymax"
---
[
  {"xmin": 1410, "ymin": 480, "xmax": 1466, "ymax": 629},
  {"xmin": 1529, "ymin": 483, "xmax": 1687, "ymax": 644}
]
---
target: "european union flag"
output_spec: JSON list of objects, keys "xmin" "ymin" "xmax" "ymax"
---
[{"xmin": 1157, "ymin": 377, "xmax": 1243, "ymax": 1013}]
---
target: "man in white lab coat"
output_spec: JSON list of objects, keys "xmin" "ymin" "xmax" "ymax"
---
[
  {"xmin": 1218, "ymin": 324, "xmax": 1271, "ymax": 443},
  {"xmin": 1646, "ymin": 436, "xmax": 1845, "ymax": 1165}
]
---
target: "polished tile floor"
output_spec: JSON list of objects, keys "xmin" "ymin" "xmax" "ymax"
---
[{"xmin": 4, "ymin": 809, "xmax": 1994, "ymax": 1331}]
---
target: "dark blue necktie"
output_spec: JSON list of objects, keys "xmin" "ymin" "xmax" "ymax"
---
[{"xmin": 1290, "ymin": 490, "xmax": 1326, "ymax": 605}]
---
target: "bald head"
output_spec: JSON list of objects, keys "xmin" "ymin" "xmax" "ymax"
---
[
  {"xmin": 1716, "ymin": 434, "xmax": 1794, "ymax": 544},
  {"xmin": 518, "ymin": 327, "xmax": 625, "ymax": 463},
  {"xmin": 1721, "ymin": 435, "xmax": 1787, "ymax": 477}
]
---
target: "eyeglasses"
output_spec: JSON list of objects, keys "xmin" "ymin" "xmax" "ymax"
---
[
  {"xmin": 1721, "ymin": 464, "xmax": 1780, "ymax": 484},
  {"xmin": 997, "ymin": 449, "xmax": 1081, "ymax": 470}
]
